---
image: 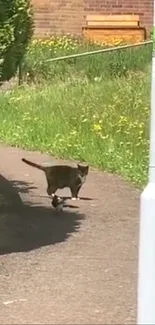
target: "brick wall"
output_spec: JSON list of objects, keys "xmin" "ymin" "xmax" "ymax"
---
[
  {"xmin": 32, "ymin": 0, "xmax": 153, "ymax": 38},
  {"xmin": 32, "ymin": 0, "xmax": 84, "ymax": 36}
]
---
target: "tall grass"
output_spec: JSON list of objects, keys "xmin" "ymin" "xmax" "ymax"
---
[
  {"xmin": 0, "ymin": 69, "xmax": 151, "ymax": 187},
  {"xmin": 21, "ymin": 36, "xmax": 152, "ymax": 83},
  {"xmin": 0, "ymin": 37, "xmax": 152, "ymax": 187}
]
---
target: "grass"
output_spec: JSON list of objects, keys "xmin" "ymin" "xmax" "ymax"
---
[
  {"xmin": 0, "ymin": 36, "xmax": 152, "ymax": 188},
  {"xmin": 21, "ymin": 36, "xmax": 152, "ymax": 83},
  {"xmin": 0, "ymin": 68, "xmax": 151, "ymax": 188}
]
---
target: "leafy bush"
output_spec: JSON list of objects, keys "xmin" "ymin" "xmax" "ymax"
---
[{"xmin": 0, "ymin": 0, "xmax": 33, "ymax": 83}]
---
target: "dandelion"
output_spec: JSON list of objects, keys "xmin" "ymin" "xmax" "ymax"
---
[{"xmin": 93, "ymin": 123, "xmax": 102, "ymax": 132}]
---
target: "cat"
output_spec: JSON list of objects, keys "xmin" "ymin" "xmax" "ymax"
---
[
  {"xmin": 51, "ymin": 194, "xmax": 65, "ymax": 211},
  {"xmin": 21, "ymin": 158, "xmax": 89, "ymax": 199}
]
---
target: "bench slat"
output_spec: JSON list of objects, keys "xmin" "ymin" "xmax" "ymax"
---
[
  {"xmin": 87, "ymin": 20, "xmax": 139, "ymax": 27},
  {"xmin": 86, "ymin": 14, "xmax": 139, "ymax": 23}
]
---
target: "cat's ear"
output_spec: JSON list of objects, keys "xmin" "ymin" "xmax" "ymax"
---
[
  {"xmin": 77, "ymin": 163, "xmax": 83, "ymax": 169},
  {"xmin": 77, "ymin": 164, "xmax": 89, "ymax": 173}
]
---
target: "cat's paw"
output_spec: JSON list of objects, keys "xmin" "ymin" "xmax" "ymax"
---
[{"xmin": 71, "ymin": 197, "xmax": 76, "ymax": 201}]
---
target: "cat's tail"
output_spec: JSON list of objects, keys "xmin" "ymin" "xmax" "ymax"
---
[{"xmin": 22, "ymin": 158, "xmax": 46, "ymax": 171}]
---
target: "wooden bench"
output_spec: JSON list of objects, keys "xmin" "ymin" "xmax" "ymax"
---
[{"xmin": 82, "ymin": 15, "xmax": 146, "ymax": 45}]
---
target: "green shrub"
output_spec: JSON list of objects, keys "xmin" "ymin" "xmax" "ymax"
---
[{"xmin": 0, "ymin": 0, "xmax": 33, "ymax": 83}]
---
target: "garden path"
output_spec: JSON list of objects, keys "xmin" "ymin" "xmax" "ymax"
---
[{"xmin": 0, "ymin": 144, "xmax": 139, "ymax": 324}]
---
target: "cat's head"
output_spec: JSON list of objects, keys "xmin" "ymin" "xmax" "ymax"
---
[{"xmin": 77, "ymin": 164, "xmax": 89, "ymax": 176}]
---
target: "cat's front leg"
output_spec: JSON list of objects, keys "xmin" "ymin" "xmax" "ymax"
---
[
  {"xmin": 70, "ymin": 185, "xmax": 81, "ymax": 200},
  {"xmin": 47, "ymin": 185, "xmax": 57, "ymax": 197}
]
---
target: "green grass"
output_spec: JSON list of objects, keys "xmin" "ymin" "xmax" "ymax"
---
[
  {"xmin": 21, "ymin": 37, "xmax": 152, "ymax": 83},
  {"xmin": 0, "ymin": 68, "xmax": 151, "ymax": 188},
  {"xmin": 0, "ymin": 38, "xmax": 152, "ymax": 188},
  {"xmin": 151, "ymin": 27, "xmax": 155, "ymax": 49}
]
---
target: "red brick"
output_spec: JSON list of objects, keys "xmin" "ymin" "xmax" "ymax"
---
[{"xmin": 31, "ymin": 0, "xmax": 153, "ymax": 38}]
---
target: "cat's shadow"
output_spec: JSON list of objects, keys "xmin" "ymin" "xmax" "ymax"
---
[
  {"xmin": 60, "ymin": 196, "xmax": 94, "ymax": 209},
  {"xmin": 0, "ymin": 176, "xmax": 85, "ymax": 255},
  {"xmin": 63, "ymin": 196, "xmax": 94, "ymax": 201},
  {"xmin": 39, "ymin": 194, "xmax": 94, "ymax": 202}
]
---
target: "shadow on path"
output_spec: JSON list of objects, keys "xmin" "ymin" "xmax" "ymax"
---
[
  {"xmin": 0, "ymin": 174, "xmax": 85, "ymax": 255},
  {"xmin": 11, "ymin": 180, "xmax": 94, "ymax": 201}
]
